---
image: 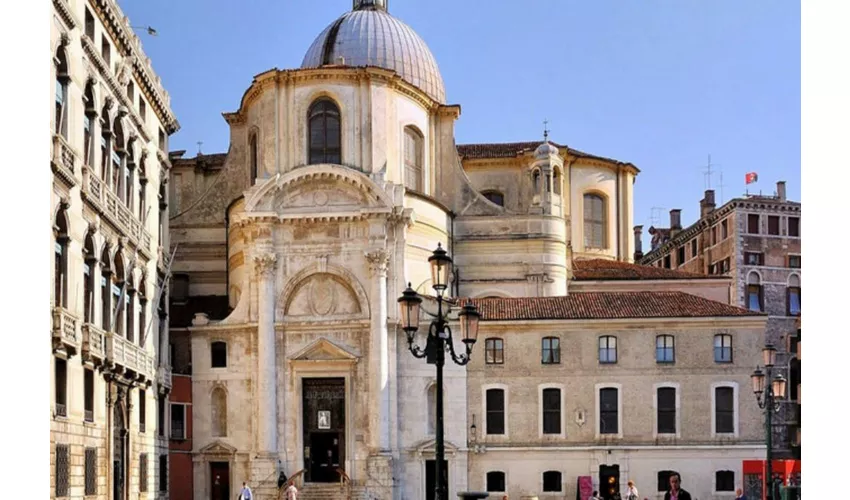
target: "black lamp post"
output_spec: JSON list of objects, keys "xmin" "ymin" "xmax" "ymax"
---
[
  {"xmin": 398, "ymin": 243, "xmax": 480, "ymax": 500},
  {"xmin": 751, "ymin": 344, "xmax": 787, "ymax": 500}
]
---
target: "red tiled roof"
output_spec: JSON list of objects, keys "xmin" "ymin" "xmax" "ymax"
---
[
  {"xmin": 572, "ymin": 258, "xmax": 719, "ymax": 281},
  {"xmin": 456, "ymin": 141, "xmax": 626, "ymax": 164},
  {"xmin": 460, "ymin": 291, "xmax": 760, "ymax": 321}
]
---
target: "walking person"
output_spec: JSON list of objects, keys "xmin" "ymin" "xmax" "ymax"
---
[
  {"xmin": 735, "ymin": 488, "xmax": 747, "ymax": 500},
  {"xmin": 238, "ymin": 482, "xmax": 253, "ymax": 500},
  {"xmin": 625, "ymin": 480, "xmax": 639, "ymax": 500},
  {"xmin": 663, "ymin": 473, "xmax": 692, "ymax": 500},
  {"xmin": 591, "ymin": 491, "xmax": 602, "ymax": 500},
  {"xmin": 285, "ymin": 480, "xmax": 298, "ymax": 500}
]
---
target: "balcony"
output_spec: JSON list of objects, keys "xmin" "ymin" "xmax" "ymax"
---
[
  {"xmin": 51, "ymin": 134, "xmax": 78, "ymax": 187},
  {"xmin": 81, "ymin": 165, "xmax": 152, "ymax": 256},
  {"xmin": 104, "ymin": 331, "xmax": 155, "ymax": 381},
  {"xmin": 157, "ymin": 365, "xmax": 173, "ymax": 390},
  {"xmin": 81, "ymin": 323, "xmax": 105, "ymax": 366},
  {"xmin": 52, "ymin": 307, "xmax": 79, "ymax": 357}
]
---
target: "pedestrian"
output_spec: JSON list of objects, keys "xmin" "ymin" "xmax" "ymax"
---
[
  {"xmin": 735, "ymin": 488, "xmax": 747, "ymax": 500},
  {"xmin": 591, "ymin": 491, "xmax": 602, "ymax": 500},
  {"xmin": 238, "ymin": 482, "xmax": 253, "ymax": 500},
  {"xmin": 664, "ymin": 473, "xmax": 692, "ymax": 500},
  {"xmin": 625, "ymin": 480, "xmax": 639, "ymax": 500},
  {"xmin": 285, "ymin": 481, "xmax": 298, "ymax": 500}
]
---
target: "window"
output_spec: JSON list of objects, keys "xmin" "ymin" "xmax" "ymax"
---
[
  {"xmin": 159, "ymin": 455, "xmax": 168, "ymax": 492},
  {"xmin": 541, "ymin": 337, "xmax": 560, "ymax": 364},
  {"xmin": 249, "ymin": 132, "xmax": 258, "ymax": 180},
  {"xmin": 714, "ymin": 334, "xmax": 732, "ymax": 363},
  {"xmin": 157, "ymin": 395, "xmax": 165, "ymax": 437},
  {"xmin": 101, "ymin": 36, "xmax": 111, "ymax": 66},
  {"xmin": 599, "ymin": 336, "xmax": 617, "ymax": 364},
  {"xmin": 404, "ymin": 126, "xmax": 424, "ymax": 192},
  {"xmin": 54, "ymin": 47, "xmax": 69, "ymax": 138},
  {"xmin": 83, "ymin": 113, "xmax": 92, "ymax": 167},
  {"xmin": 55, "ymin": 358, "xmax": 67, "ymax": 417},
  {"xmin": 482, "ymin": 190, "xmax": 504, "ymax": 207},
  {"xmin": 599, "ymin": 387, "xmax": 619, "ymax": 435},
  {"xmin": 747, "ymin": 214, "xmax": 760, "ymax": 234},
  {"xmin": 56, "ymin": 444, "xmax": 70, "ymax": 497},
  {"xmin": 138, "ymin": 275, "xmax": 147, "ymax": 347},
  {"xmin": 788, "ymin": 217, "xmax": 800, "ymax": 237},
  {"xmin": 485, "ymin": 338, "xmax": 504, "ymax": 365},
  {"xmin": 54, "ymin": 211, "xmax": 69, "ymax": 308},
  {"xmin": 663, "ymin": 255, "xmax": 671, "ymax": 269},
  {"xmin": 427, "ymin": 384, "xmax": 437, "ymax": 434},
  {"xmin": 211, "ymin": 387, "xmax": 228, "ymax": 437},
  {"xmin": 584, "ymin": 194, "xmax": 607, "ymax": 248},
  {"xmin": 787, "ymin": 275, "xmax": 801, "ymax": 316},
  {"xmin": 690, "ymin": 239, "xmax": 698, "ymax": 257},
  {"xmin": 85, "ymin": 448, "xmax": 97, "ymax": 495},
  {"xmin": 486, "ymin": 471, "xmax": 506, "ymax": 492},
  {"xmin": 139, "ymin": 453, "xmax": 149, "ymax": 492},
  {"xmin": 656, "ymin": 387, "xmax": 676, "ymax": 434},
  {"xmin": 533, "ymin": 169, "xmax": 541, "ymax": 193},
  {"xmin": 716, "ymin": 470, "xmax": 734, "ymax": 492},
  {"xmin": 308, "ymin": 98, "xmax": 341, "ymax": 164},
  {"xmin": 139, "ymin": 389, "xmax": 147, "ymax": 433},
  {"xmin": 710, "ymin": 226, "xmax": 717, "ymax": 246},
  {"xmin": 84, "ymin": 368, "xmax": 94, "ymax": 422},
  {"xmin": 543, "ymin": 471, "xmax": 562, "ymax": 492},
  {"xmin": 656, "ymin": 335, "xmax": 675, "ymax": 363},
  {"xmin": 788, "ymin": 255, "xmax": 801, "ymax": 269},
  {"xmin": 719, "ymin": 258, "xmax": 731, "ymax": 274},
  {"xmin": 170, "ymin": 403, "xmax": 186, "ymax": 439},
  {"xmin": 745, "ymin": 252, "xmax": 764, "ymax": 266},
  {"xmin": 677, "ymin": 246, "xmax": 685, "ymax": 265},
  {"xmin": 139, "ymin": 99, "xmax": 146, "ymax": 122},
  {"xmin": 542, "ymin": 388, "xmax": 561, "ymax": 434},
  {"xmin": 127, "ymin": 80, "xmax": 135, "ymax": 102},
  {"xmin": 553, "ymin": 168, "xmax": 562, "ymax": 195},
  {"xmin": 100, "ymin": 119, "xmax": 110, "ymax": 179},
  {"xmin": 210, "ymin": 341, "xmax": 227, "ymax": 368},
  {"xmin": 768, "ymin": 215, "xmax": 780, "ymax": 235},
  {"xmin": 85, "ymin": 8, "xmax": 95, "ymax": 38},
  {"xmin": 747, "ymin": 272, "xmax": 763, "ymax": 312},
  {"xmin": 720, "ymin": 219, "xmax": 728, "ymax": 239},
  {"xmin": 657, "ymin": 471, "xmax": 676, "ymax": 492},
  {"xmin": 485, "ymin": 388, "xmax": 505, "ymax": 435},
  {"xmin": 714, "ymin": 386, "xmax": 735, "ymax": 434}
]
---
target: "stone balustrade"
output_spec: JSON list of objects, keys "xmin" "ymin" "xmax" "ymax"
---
[
  {"xmin": 104, "ymin": 331, "xmax": 155, "ymax": 380},
  {"xmin": 81, "ymin": 323, "xmax": 105, "ymax": 365},
  {"xmin": 81, "ymin": 165, "xmax": 152, "ymax": 254},
  {"xmin": 52, "ymin": 306, "xmax": 79, "ymax": 357},
  {"xmin": 51, "ymin": 134, "xmax": 78, "ymax": 186}
]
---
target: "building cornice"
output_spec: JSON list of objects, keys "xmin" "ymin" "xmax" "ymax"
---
[
  {"xmin": 479, "ymin": 315, "xmax": 767, "ymax": 330},
  {"xmin": 53, "ymin": 0, "xmax": 78, "ymax": 29}
]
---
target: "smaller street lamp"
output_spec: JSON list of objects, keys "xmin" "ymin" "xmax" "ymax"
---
[{"xmin": 751, "ymin": 344, "xmax": 787, "ymax": 500}]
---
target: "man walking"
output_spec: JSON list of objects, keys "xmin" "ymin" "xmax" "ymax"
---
[
  {"xmin": 663, "ymin": 473, "xmax": 692, "ymax": 500},
  {"xmin": 239, "ymin": 482, "xmax": 253, "ymax": 500}
]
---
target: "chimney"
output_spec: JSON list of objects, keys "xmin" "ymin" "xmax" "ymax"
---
[
  {"xmin": 670, "ymin": 209, "xmax": 682, "ymax": 229},
  {"xmin": 777, "ymin": 181, "xmax": 786, "ymax": 202},
  {"xmin": 700, "ymin": 190, "xmax": 716, "ymax": 219},
  {"xmin": 633, "ymin": 225, "xmax": 644, "ymax": 261}
]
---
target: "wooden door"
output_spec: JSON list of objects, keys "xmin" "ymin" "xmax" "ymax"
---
[{"xmin": 209, "ymin": 462, "xmax": 230, "ymax": 500}]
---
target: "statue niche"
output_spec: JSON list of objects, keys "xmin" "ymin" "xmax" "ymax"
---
[{"xmin": 284, "ymin": 273, "xmax": 362, "ymax": 317}]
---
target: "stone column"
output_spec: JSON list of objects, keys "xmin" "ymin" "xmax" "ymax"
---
[
  {"xmin": 254, "ymin": 252, "xmax": 278, "ymax": 454},
  {"xmin": 366, "ymin": 249, "xmax": 390, "ymax": 451}
]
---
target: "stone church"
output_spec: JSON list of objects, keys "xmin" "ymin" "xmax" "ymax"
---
[{"xmin": 167, "ymin": 1, "xmax": 765, "ymax": 499}]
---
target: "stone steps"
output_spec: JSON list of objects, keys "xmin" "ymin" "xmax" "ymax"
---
[{"xmin": 298, "ymin": 483, "xmax": 360, "ymax": 500}]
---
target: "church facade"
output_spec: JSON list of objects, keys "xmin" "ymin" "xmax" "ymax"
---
[{"xmin": 165, "ymin": 1, "xmax": 766, "ymax": 499}]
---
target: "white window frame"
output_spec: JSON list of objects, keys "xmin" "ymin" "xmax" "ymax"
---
[
  {"xmin": 484, "ymin": 470, "xmax": 507, "ymax": 495},
  {"xmin": 595, "ymin": 382, "xmax": 623, "ymax": 439},
  {"xmin": 538, "ymin": 383, "xmax": 566, "ymax": 438},
  {"xmin": 652, "ymin": 382, "xmax": 681, "ymax": 438},
  {"xmin": 710, "ymin": 381, "xmax": 739, "ymax": 437},
  {"xmin": 170, "ymin": 402, "xmax": 188, "ymax": 440},
  {"xmin": 482, "ymin": 383, "xmax": 509, "ymax": 438}
]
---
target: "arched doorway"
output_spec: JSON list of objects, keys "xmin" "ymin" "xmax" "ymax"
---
[{"xmin": 113, "ymin": 398, "xmax": 128, "ymax": 500}]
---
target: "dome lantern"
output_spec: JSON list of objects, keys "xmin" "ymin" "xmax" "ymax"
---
[{"xmin": 353, "ymin": 0, "xmax": 387, "ymax": 11}]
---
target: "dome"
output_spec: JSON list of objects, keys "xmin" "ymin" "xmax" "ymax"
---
[
  {"xmin": 535, "ymin": 141, "xmax": 559, "ymax": 159},
  {"xmin": 300, "ymin": 3, "xmax": 446, "ymax": 103}
]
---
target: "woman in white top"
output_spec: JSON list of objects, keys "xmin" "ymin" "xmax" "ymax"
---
[{"xmin": 625, "ymin": 480, "xmax": 639, "ymax": 500}]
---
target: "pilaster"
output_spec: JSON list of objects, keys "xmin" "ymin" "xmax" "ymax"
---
[
  {"xmin": 365, "ymin": 248, "xmax": 390, "ymax": 452},
  {"xmin": 254, "ymin": 252, "xmax": 278, "ymax": 454}
]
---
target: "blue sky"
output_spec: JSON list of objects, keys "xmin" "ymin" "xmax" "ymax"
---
[{"xmin": 121, "ymin": 0, "xmax": 800, "ymax": 244}]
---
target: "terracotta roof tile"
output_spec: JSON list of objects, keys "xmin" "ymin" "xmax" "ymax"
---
[
  {"xmin": 460, "ymin": 291, "xmax": 760, "ymax": 321},
  {"xmin": 572, "ymin": 258, "xmax": 719, "ymax": 281},
  {"xmin": 456, "ymin": 141, "xmax": 625, "ymax": 164}
]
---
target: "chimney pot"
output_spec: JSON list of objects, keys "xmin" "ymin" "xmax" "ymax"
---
[
  {"xmin": 700, "ymin": 189, "xmax": 716, "ymax": 218},
  {"xmin": 670, "ymin": 209, "xmax": 682, "ymax": 231},
  {"xmin": 633, "ymin": 225, "xmax": 644, "ymax": 261},
  {"xmin": 777, "ymin": 181, "xmax": 787, "ymax": 202}
]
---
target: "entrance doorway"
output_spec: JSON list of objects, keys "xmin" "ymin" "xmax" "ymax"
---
[
  {"xmin": 209, "ymin": 462, "xmax": 230, "ymax": 500},
  {"xmin": 425, "ymin": 460, "xmax": 449, "ymax": 500},
  {"xmin": 599, "ymin": 464, "xmax": 621, "ymax": 500},
  {"xmin": 302, "ymin": 377, "xmax": 346, "ymax": 483},
  {"xmin": 113, "ymin": 400, "xmax": 127, "ymax": 500}
]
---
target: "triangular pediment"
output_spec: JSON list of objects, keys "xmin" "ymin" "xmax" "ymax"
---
[
  {"xmin": 199, "ymin": 440, "xmax": 237, "ymax": 455},
  {"xmin": 289, "ymin": 337, "xmax": 359, "ymax": 362},
  {"xmin": 413, "ymin": 438, "xmax": 459, "ymax": 455}
]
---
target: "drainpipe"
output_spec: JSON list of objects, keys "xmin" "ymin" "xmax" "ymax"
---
[{"xmin": 615, "ymin": 167, "xmax": 621, "ymax": 261}]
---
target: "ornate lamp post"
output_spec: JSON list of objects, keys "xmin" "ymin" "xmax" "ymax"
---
[
  {"xmin": 398, "ymin": 243, "xmax": 481, "ymax": 500},
  {"xmin": 751, "ymin": 344, "xmax": 787, "ymax": 500}
]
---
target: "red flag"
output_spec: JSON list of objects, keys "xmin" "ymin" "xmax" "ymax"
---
[{"xmin": 745, "ymin": 172, "xmax": 758, "ymax": 184}]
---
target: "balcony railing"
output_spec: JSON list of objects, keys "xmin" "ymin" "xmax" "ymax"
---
[
  {"xmin": 52, "ymin": 307, "xmax": 79, "ymax": 357},
  {"xmin": 104, "ymin": 331, "xmax": 154, "ymax": 380},
  {"xmin": 82, "ymin": 323, "xmax": 105, "ymax": 365},
  {"xmin": 51, "ymin": 134, "xmax": 78, "ymax": 187},
  {"xmin": 82, "ymin": 165, "xmax": 152, "ymax": 255}
]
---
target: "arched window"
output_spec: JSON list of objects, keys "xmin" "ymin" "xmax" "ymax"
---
[
  {"xmin": 403, "ymin": 126, "xmax": 424, "ymax": 192},
  {"xmin": 249, "ymin": 131, "xmax": 258, "ymax": 180},
  {"xmin": 211, "ymin": 341, "xmax": 227, "ymax": 368},
  {"xmin": 100, "ymin": 107, "xmax": 111, "ymax": 180},
  {"xmin": 125, "ymin": 139, "xmax": 136, "ymax": 210},
  {"xmin": 100, "ymin": 246, "xmax": 112, "ymax": 330},
  {"xmin": 83, "ymin": 81, "xmax": 96, "ymax": 167},
  {"xmin": 787, "ymin": 274, "xmax": 801, "ymax": 316},
  {"xmin": 426, "ymin": 383, "xmax": 437, "ymax": 435},
  {"xmin": 83, "ymin": 232, "xmax": 96, "ymax": 323},
  {"xmin": 211, "ymin": 387, "xmax": 227, "ymax": 437},
  {"xmin": 112, "ymin": 250, "xmax": 126, "ymax": 336},
  {"xmin": 54, "ymin": 207, "xmax": 70, "ymax": 308},
  {"xmin": 138, "ymin": 154, "xmax": 147, "ymax": 221},
  {"xmin": 138, "ymin": 273, "xmax": 147, "ymax": 346},
  {"xmin": 747, "ymin": 272, "xmax": 763, "ymax": 312},
  {"xmin": 308, "ymin": 98, "xmax": 341, "ymax": 164},
  {"xmin": 553, "ymin": 168, "xmax": 562, "ymax": 195},
  {"xmin": 584, "ymin": 193, "xmax": 607, "ymax": 248},
  {"xmin": 482, "ymin": 191, "xmax": 504, "ymax": 207},
  {"xmin": 54, "ymin": 45, "xmax": 69, "ymax": 138},
  {"xmin": 158, "ymin": 180, "xmax": 167, "ymax": 246},
  {"xmin": 532, "ymin": 169, "xmax": 541, "ymax": 194},
  {"xmin": 127, "ymin": 80, "xmax": 134, "ymax": 103},
  {"xmin": 112, "ymin": 117, "xmax": 125, "ymax": 200}
]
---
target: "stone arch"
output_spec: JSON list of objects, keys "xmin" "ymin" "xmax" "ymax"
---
[
  {"xmin": 747, "ymin": 270, "xmax": 762, "ymax": 284},
  {"xmin": 788, "ymin": 273, "xmax": 801, "ymax": 287},
  {"xmin": 307, "ymin": 95, "xmax": 343, "ymax": 165},
  {"xmin": 278, "ymin": 266, "xmax": 369, "ymax": 319}
]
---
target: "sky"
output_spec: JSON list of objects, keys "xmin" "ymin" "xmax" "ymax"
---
[{"xmin": 120, "ymin": 0, "xmax": 800, "ymax": 248}]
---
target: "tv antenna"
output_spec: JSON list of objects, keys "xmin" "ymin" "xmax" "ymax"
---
[
  {"xmin": 698, "ymin": 154, "xmax": 722, "ymax": 190},
  {"xmin": 650, "ymin": 207, "xmax": 665, "ymax": 228}
]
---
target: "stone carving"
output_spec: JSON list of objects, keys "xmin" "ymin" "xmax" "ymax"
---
[
  {"xmin": 285, "ymin": 273, "xmax": 361, "ymax": 316},
  {"xmin": 274, "ymin": 179, "xmax": 367, "ymax": 212},
  {"xmin": 253, "ymin": 253, "xmax": 277, "ymax": 279},
  {"xmin": 365, "ymin": 249, "xmax": 390, "ymax": 276}
]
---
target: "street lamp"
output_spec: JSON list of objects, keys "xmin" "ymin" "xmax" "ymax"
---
[
  {"xmin": 399, "ymin": 243, "xmax": 480, "ymax": 500},
  {"xmin": 751, "ymin": 344, "xmax": 787, "ymax": 500}
]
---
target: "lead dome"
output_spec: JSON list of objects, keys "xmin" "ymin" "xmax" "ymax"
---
[{"xmin": 300, "ymin": 0, "xmax": 446, "ymax": 103}]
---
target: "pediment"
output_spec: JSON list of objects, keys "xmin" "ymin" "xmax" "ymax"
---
[
  {"xmin": 413, "ymin": 438, "xmax": 460, "ymax": 456},
  {"xmin": 198, "ymin": 440, "xmax": 237, "ymax": 455},
  {"xmin": 289, "ymin": 337, "xmax": 359, "ymax": 362},
  {"xmin": 285, "ymin": 273, "xmax": 362, "ymax": 317}
]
